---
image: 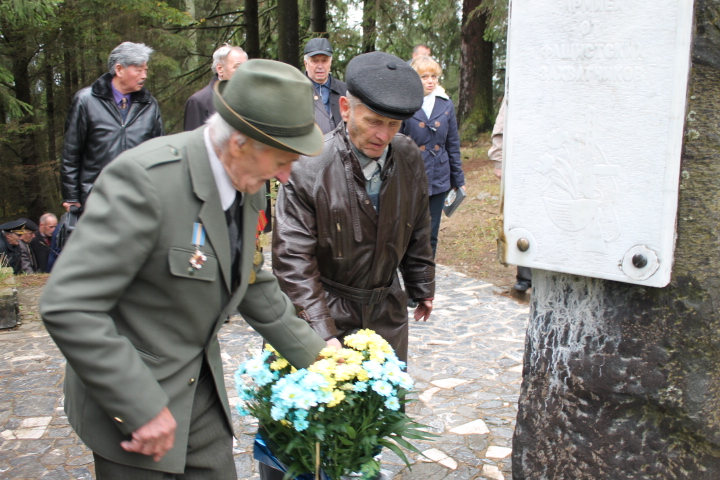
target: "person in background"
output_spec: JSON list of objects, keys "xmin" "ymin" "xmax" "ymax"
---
[
  {"xmin": 488, "ymin": 97, "xmax": 532, "ymax": 292},
  {"xmin": 402, "ymin": 55, "xmax": 465, "ymax": 257},
  {"xmin": 303, "ymin": 38, "xmax": 347, "ymax": 134},
  {"xmin": 0, "ymin": 220, "xmax": 26, "ymax": 274},
  {"xmin": 30, "ymin": 213, "xmax": 56, "ymax": 273},
  {"xmin": 41, "ymin": 59, "xmax": 336, "ymax": 479},
  {"xmin": 17, "ymin": 219, "xmax": 38, "ymax": 274},
  {"xmin": 407, "ymin": 43, "xmax": 432, "ymax": 64},
  {"xmin": 61, "ymin": 42, "xmax": 163, "ymax": 214},
  {"xmin": 184, "ymin": 44, "xmax": 248, "ymax": 131}
]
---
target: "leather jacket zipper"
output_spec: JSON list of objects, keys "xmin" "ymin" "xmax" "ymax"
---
[{"xmin": 335, "ymin": 212, "xmax": 343, "ymax": 258}]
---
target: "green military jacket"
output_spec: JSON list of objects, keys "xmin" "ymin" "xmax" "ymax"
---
[{"xmin": 40, "ymin": 128, "xmax": 326, "ymax": 473}]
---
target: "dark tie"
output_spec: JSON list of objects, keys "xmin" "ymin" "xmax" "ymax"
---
[
  {"xmin": 225, "ymin": 194, "xmax": 243, "ymax": 289},
  {"xmin": 120, "ymin": 97, "xmax": 128, "ymax": 110}
]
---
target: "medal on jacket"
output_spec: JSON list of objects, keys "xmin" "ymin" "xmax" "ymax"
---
[{"xmin": 188, "ymin": 222, "xmax": 207, "ymax": 274}]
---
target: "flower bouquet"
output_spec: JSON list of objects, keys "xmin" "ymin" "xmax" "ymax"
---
[{"xmin": 234, "ymin": 329, "xmax": 436, "ymax": 480}]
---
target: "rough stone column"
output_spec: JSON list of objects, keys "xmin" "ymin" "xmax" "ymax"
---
[{"xmin": 512, "ymin": 2, "xmax": 720, "ymax": 479}]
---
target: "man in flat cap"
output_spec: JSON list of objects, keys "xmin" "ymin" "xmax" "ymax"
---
[
  {"xmin": 0, "ymin": 219, "xmax": 27, "ymax": 274},
  {"xmin": 273, "ymin": 47, "xmax": 435, "ymax": 404},
  {"xmin": 184, "ymin": 44, "xmax": 248, "ymax": 131},
  {"xmin": 303, "ymin": 37, "xmax": 347, "ymax": 134},
  {"xmin": 41, "ymin": 59, "xmax": 339, "ymax": 479}
]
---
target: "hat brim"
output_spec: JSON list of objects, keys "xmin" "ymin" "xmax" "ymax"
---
[
  {"xmin": 214, "ymin": 81, "xmax": 324, "ymax": 157},
  {"xmin": 305, "ymin": 50, "xmax": 333, "ymax": 57}
]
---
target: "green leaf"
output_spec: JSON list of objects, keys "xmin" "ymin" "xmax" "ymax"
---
[
  {"xmin": 345, "ymin": 424, "xmax": 357, "ymax": 439},
  {"xmin": 337, "ymin": 435, "xmax": 354, "ymax": 446},
  {"xmin": 378, "ymin": 439, "xmax": 412, "ymax": 467}
]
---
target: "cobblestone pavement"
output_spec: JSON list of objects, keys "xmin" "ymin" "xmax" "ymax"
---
[{"xmin": 0, "ymin": 264, "xmax": 529, "ymax": 480}]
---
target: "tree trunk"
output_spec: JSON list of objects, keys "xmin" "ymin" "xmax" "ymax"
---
[
  {"xmin": 11, "ymin": 52, "xmax": 44, "ymax": 220},
  {"xmin": 277, "ymin": 0, "xmax": 299, "ymax": 67},
  {"xmin": 185, "ymin": 0, "xmax": 198, "ymax": 71},
  {"xmin": 245, "ymin": 0, "xmax": 260, "ymax": 59},
  {"xmin": 362, "ymin": 0, "xmax": 377, "ymax": 53},
  {"xmin": 45, "ymin": 63, "xmax": 56, "ymax": 165},
  {"xmin": 310, "ymin": 0, "xmax": 327, "ymax": 33},
  {"xmin": 458, "ymin": 0, "xmax": 493, "ymax": 139},
  {"xmin": 512, "ymin": 2, "xmax": 720, "ymax": 478}
]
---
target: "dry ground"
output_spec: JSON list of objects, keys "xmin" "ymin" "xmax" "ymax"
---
[{"xmin": 435, "ymin": 136, "xmax": 517, "ymax": 290}]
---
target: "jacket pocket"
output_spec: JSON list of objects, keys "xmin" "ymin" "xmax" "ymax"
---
[
  {"xmin": 168, "ymin": 247, "xmax": 218, "ymax": 281},
  {"xmin": 134, "ymin": 345, "xmax": 161, "ymax": 363}
]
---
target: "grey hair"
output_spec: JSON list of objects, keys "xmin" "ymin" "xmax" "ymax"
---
[
  {"xmin": 206, "ymin": 113, "xmax": 266, "ymax": 153},
  {"xmin": 39, "ymin": 213, "xmax": 57, "ymax": 225},
  {"xmin": 108, "ymin": 42, "xmax": 154, "ymax": 75},
  {"xmin": 345, "ymin": 91, "xmax": 362, "ymax": 110},
  {"xmin": 212, "ymin": 45, "xmax": 247, "ymax": 74}
]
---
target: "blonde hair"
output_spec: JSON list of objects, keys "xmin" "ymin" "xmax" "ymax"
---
[{"xmin": 410, "ymin": 55, "xmax": 442, "ymax": 78}]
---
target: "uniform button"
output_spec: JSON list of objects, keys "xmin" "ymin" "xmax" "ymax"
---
[
  {"xmin": 188, "ymin": 378, "xmax": 196, "ymax": 386},
  {"xmin": 114, "ymin": 417, "xmax": 123, "ymax": 423},
  {"xmin": 170, "ymin": 147, "xmax": 179, "ymax": 156},
  {"xmin": 365, "ymin": 200, "xmax": 370, "ymax": 205}
]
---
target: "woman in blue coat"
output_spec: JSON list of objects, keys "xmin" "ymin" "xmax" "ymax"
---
[{"xmin": 402, "ymin": 56, "xmax": 465, "ymax": 256}]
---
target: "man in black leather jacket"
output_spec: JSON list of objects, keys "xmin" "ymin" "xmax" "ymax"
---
[{"xmin": 60, "ymin": 42, "xmax": 164, "ymax": 212}]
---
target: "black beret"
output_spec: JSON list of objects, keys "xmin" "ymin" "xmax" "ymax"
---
[
  {"xmin": 304, "ymin": 38, "xmax": 333, "ymax": 57},
  {"xmin": 0, "ymin": 219, "xmax": 26, "ymax": 233},
  {"xmin": 346, "ymin": 52, "xmax": 423, "ymax": 120}
]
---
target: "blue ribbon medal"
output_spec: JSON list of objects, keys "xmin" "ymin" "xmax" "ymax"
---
[{"xmin": 188, "ymin": 222, "xmax": 207, "ymax": 274}]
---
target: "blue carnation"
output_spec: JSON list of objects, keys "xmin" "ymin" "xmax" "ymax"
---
[
  {"xmin": 271, "ymin": 405, "xmax": 288, "ymax": 421},
  {"xmin": 371, "ymin": 380, "xmax": 394, "ymax": 397},
  {"xmin": 363, "ymin": 360, "xmax": 384, "ymax": 379},
  {"xmin": 384, "ymin": 396, "xmax": 400, "ymax": 411},
  {"xmin": 236, "ymin": 404, "xmax": 250, "ymax": 416},
  {"xmin": 353, "ymin": 381, "xmax": 369, "ymax": 392},
  {"xmin": 294, "ymin": 417, "xmax": 309, "ymax": 431}
]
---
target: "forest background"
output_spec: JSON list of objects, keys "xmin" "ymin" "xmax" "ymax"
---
[{"xmin": 0, "ymin": 0, "xmax": 509, "ymax": 222}]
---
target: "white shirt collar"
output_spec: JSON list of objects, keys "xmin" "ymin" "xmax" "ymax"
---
[{"xmin": 204, "ymin": 127, "xmax": 242, "ymax": 211}]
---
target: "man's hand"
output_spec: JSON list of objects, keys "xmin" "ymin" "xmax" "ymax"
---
[
  {"xmin": 120, "ymin": 407, "xmax": 177, "ymax": 462},
  {"xmin": 62, "ymin": 202, "xmax": 82, "ymax": 212},
  {"xmin": 414, "ymin": 300, "xmax": 433, "ymax": 321},
  {"xmin": 325, "ymin": 338, "xmax": 342, "ymax": 350}
]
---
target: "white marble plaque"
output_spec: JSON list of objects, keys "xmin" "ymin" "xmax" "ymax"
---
[{"xmin": 502, "ymin": 0, "xmax": 694, "ymax": 287}]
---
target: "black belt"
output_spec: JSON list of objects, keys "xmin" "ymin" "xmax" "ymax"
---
[{"xmin": 320, "ymin": 276, "xmax": 394, "ymax": 306}]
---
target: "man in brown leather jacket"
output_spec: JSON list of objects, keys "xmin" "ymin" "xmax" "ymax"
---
[{"xmin": 272, "ymin": 52, "xmax": 435, "ymax": 365}]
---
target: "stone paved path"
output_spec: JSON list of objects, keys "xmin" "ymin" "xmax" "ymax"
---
[{"xmin": 0, "ymin": 264, "xmax": 529, "ymax": 479}]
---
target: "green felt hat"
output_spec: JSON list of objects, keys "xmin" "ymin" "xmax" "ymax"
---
[{"xmin": 213, "ymin": 59, "xmax": 323, "ymax": 156}]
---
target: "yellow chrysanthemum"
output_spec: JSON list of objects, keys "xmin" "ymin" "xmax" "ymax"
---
[
  {"xmin": 264, "ymin": 344, "xmax": 279, "ymax": 355},
  {"xmin": 327, "ymin": 389, "xmax": 346, "ymax": 407},
  {"xmin": 340, "ymin": 349, "xmax": 364, "ymax": 365},
  {"xmin": 356, "ymin": 368, "xmax": 370, "ymax": 382},
  {"xmin": 334, "ymin": 363, "xmax": 361, "ymax": 382},
  {"xmin": 281, "ymin": 419, "xmax": 291, "ymax": 427},
  {"xmin": 270, "ymin": 358, "xmax": 289, "ymax": 371},
  {"xmin": 319, "ymin": 347, "xmax": 338, "ymax": 359}
]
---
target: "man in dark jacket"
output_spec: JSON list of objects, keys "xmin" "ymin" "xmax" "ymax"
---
[
  {"xmin": 29, "ymin": 212, "xmax": 57, "ymax": 273},
  {"xmin": 273, "ymin": 52, "xmax": 435, "ymax": 367},
  {"xmin": 303, "ymin": 38, "xmax": 347, "ymax": 134},
  {"xmin": 60, "ymin": 42, "xmax": 164, "ymax": 213},
  {"xmin": 183, "ymin": 45, "xmax": 248, "ymax": 131}
]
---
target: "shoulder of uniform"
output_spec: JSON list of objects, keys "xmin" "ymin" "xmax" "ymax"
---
[{"xmin": 121, "ymin": 132, "xmax": 191, "ymax": 169}]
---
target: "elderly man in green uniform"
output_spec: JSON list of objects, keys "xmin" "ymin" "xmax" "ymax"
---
[{"xmin": 41, "ymin": 60, "xmax": 338, "ymax": 479}]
